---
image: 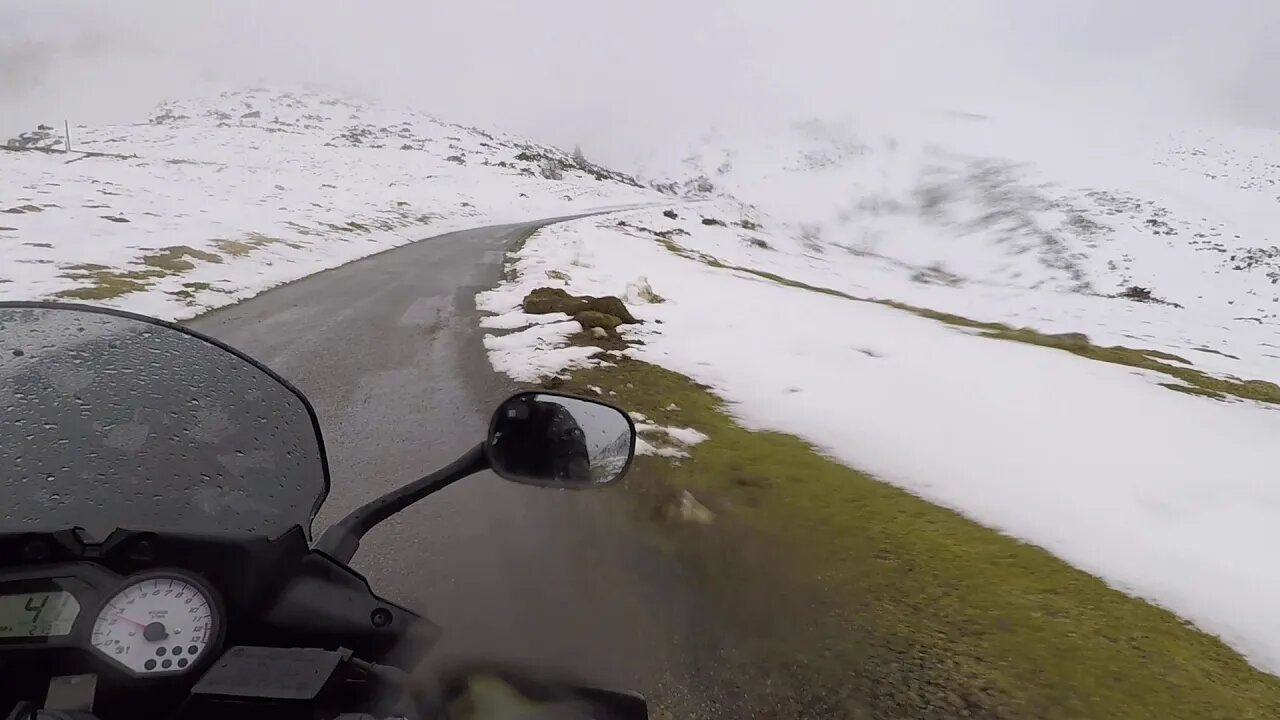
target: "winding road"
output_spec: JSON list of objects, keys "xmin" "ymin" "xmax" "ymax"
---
[{"xmin": 188, "ymin": 215, "xmax": 725, "ymax": 712}]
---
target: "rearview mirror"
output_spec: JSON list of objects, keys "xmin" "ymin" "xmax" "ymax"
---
[{"xmin": 486, "ymin": 391, "xmax": 636, "ymax": 488}]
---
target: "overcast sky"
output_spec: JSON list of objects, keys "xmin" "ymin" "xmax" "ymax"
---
[{"xmin": 3, "ymin": 1, "xmax": 1278, "ymax": 155}]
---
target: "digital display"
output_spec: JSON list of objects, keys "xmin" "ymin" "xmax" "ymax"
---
[{"xmin": 0, "ymin": 591, "xmax": 81, "ymax": 638}]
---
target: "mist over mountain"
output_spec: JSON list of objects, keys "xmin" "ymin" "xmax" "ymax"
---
[{"xmin": 4, "ymin": 0, "xmax": 1280, "ymax": 160}]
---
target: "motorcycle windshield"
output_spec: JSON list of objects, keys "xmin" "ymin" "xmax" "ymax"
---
[{"xmin": 0, "ymin": 304, "xmax": 328, "ymax": 540}]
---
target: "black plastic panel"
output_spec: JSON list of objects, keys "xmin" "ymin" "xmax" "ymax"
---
[{"xmin": 192, "ymin": 646, "xmax": 350, "ymax": 700}]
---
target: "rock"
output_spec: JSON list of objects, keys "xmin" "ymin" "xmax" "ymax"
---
[
  {"xmin": 446, "ymin": 155, "xmax": 465, "ymax": 164},
  {"xmin": 1120, "ymin": 285, "xmax": 1153, "ymax": 301},
  {"xmin": 1112, "ymin": 285, "xmax": 1183, "ymax": 308},
  {"xmin": 662, "ymin": 490, "xmax": 715, "ymax": 524},
  {"xmin": 540, "ymin": 160, "xmax": 564, "ymax": 180},
  {"xmin": 701, "ymin": 217, "xmax": 726, "ymax": 227},
  {"xmin": 585, "ymin": 296, "xmax": 638, "ymax": 323},
  {"xmin": 522, "ymin": 287, "xmax": 580, "ymax": 314},
  {"xmin": 663, "ymin": 209, "xmax": 679, "ymax": 220},
  {"xmin": 37, "ymin": 124, "xmax": 53, "ymax": 131},
  {"xmin": 400, "ymin": 143, "xmax": 415, "ymax": 151},
  {"xmin": 624, "ymin": 277, "xmax": 665, "ymax": 304},
  {"xmin": 574, "ymin": 310, "xmax": 623, "ymax": 337},
  {"xmin": 240, "ymin": 110, "xmax": 261, "ymax": 119},
  {"xmin": 520, "ymin": 287, "xmax": 639, "ymax": 323}
]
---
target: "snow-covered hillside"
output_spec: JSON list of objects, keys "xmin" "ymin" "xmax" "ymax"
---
[
  {"xmin": 1, "ymin": 88, "xmax": 660, "ymax": 319},
  {"xmin": 479, "ymin": 200, "xmax": 1280, "ymax": 676},
  {"xmin": 629, "ymin": 111, "xmax": 1280, "ymax": 385},
  {"xmin": 477, "ymin": 110, "xmax": 1280, "ymax": 675}
]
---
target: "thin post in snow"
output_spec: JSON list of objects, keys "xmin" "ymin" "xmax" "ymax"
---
[{"xmin": 64, "ymin": 120, "xmax": 71, "ymax": 152}]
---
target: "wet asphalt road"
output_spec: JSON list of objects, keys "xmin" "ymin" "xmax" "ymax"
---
[{"xmin": 188, "ymin": 216, "xmax": 714, "ymax": 704}]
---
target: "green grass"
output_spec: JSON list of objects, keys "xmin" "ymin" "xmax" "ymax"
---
[
  {"xmin": 56, "ymin": 246, "xmax": 225, "ymax": 300},
  {"xmin": 166, "ymin": 281, "xmax": 230, "ymax": 303},
  {"xmin": 213, "ymin": 239, "xmax": 260, "ymax": 257},
  {"xmin": 140, "ymin": 245, "xmax": 224, "ymax": 273},
  {"xmin": 552, "ymin": 357, "xmax": 1280, "ymax": 719},
  {"xmin": 55, "ymin": 235, "xmax": 307, "ymax": 301},
  {"xmin": 213, "ymin": 233, "xmax": 303, "ymax": 256},
  {"xmin": 56, "ymin": 264, "xmax": 168, "ymax": 300},
  {"xmin": 283, "ymin": 221, "xmax": 324, "ymax": 238},
  {"xmin": 883, "ymin": 301, "xmax": 1280, "ymax": 405}
]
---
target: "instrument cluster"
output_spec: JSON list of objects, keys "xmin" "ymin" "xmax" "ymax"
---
[{"xmin": 0, "ymin": 564, "xmax": 222, "ymax": 678}]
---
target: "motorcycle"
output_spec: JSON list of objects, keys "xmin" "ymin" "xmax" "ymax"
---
[{"xmin": 0, "ymin": 302, "xmax": 647, "ymax": 720}]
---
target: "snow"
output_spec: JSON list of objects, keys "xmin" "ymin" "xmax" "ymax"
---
[
  {"xmin": 630, "ymin": 111, "xmax": 1280, "ymax": 383},
  {"xmin": 477, "ymin": 204, "xmax": 1280, "ymax": 675},
  {"xmin": 1, "ymin": 87, "xmax": 661, "ymax": 320},
  {"xmin": 663, "ymin": 426, "xmax": 709, "ymax": 446},
  {"xmin": 627, "ymin": 413, "xmax": 706, "ymax": 458},
  {"xmin": 633, "ymin": 423, "xmax": 708, "ymax": 459},
  {"xmin": 481, "ymin": 320, "xmax": 599, "ymax": 384}
]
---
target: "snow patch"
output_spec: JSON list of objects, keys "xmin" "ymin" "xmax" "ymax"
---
[{"xmin": 481, "ymin": 321, "xmax": 601, "ymax": 383}]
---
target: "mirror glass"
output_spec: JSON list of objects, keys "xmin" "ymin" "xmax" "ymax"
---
[{"xmin": 487, "ymin": 392, "xmax": 636, "ymax": 487}]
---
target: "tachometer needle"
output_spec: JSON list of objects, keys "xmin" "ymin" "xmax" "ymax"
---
[{"xmin": 114, "ymin": 615, "xmax": 146, "ymax": 629}]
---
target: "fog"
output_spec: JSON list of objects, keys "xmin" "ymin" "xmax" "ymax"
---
[{"xmin": 3, "ymin": 0, "xmax": 1279, "ymax": 160}]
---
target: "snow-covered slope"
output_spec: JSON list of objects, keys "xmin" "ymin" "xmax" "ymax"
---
[
  {"xmin": 1, "ymin": 88, "xmax": 660, "ymax": 319},
  {"xmin": 640, "ymin": 111, "xmax": 1280, "ymax": 306},
  {"xmin": 629, "ymin": 111, "xmax": 1280, "ymax": 384},
  {"xmin": 478, "ymin": 201, "xmax": 1280, "ymax": 676},
  {"xmin": 477, "ymin": 110, "xmax": 1280, "ymax": 675}
]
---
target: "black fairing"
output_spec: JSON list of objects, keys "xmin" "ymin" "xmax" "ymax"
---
[{"xmin": 253, "ymin": 552, "xmax": 441, "ymax": 668}]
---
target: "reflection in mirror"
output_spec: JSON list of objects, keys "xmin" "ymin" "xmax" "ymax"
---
[{"xmin": 487, "ymin": 392, "xmax": 636, "ymax": 487}]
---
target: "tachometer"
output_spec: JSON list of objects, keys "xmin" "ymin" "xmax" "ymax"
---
[{"xmin": 90, "ymin": 573, "xmax": 220, "ymax": 676}]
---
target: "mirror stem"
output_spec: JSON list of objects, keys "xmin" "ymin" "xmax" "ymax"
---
[{"xmin": 314, "ymin": 443, "xmax": 488, "ymax": 563}]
